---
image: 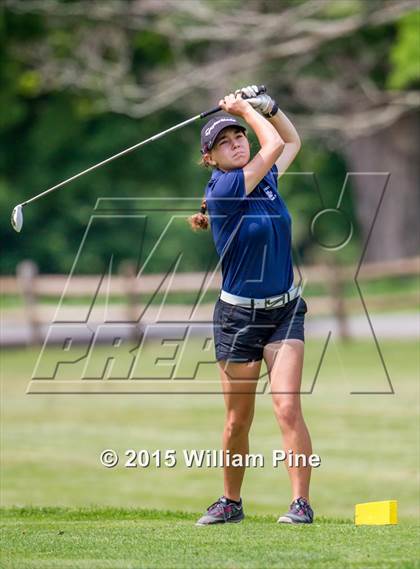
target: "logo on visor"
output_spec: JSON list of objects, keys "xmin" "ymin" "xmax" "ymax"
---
[{"xmin": 205, "ymin": 118, "xmax": 236, "ymax": 137}]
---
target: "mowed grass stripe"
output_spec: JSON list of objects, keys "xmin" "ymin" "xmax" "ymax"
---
[{"xmin": 1, "ymin": 508, "xmax": 419, "ymax": 569}]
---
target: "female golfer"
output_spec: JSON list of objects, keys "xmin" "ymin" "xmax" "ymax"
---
[{"xmin": 189, "ymin": 86, "xmax": 314, "ymax": 526}]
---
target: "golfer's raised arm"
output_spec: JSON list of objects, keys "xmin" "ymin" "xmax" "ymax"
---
[
  {"xmin": 267, "ymin": 109, "xmax": 301, "ymax": 179},
  {"xmin": 219, "ymin": 94, "xmax": 284, "ymax": 195},
  {"xmin": 241, "ymin": 106, "xmax": 285, "ymax": 193}
]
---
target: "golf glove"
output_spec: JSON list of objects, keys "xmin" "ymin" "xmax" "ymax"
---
[{"xmin": 235, "ymin": 85, "xmax": 278, "ymax": 118}]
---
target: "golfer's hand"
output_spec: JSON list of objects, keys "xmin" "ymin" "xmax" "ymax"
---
[
  {"xmin": 218, "ymin": 93, "xmax": 253, "ymax": 117},
  {"xmin": 235, "ymin": 85, "xmax": 277, "ymax": 117}
]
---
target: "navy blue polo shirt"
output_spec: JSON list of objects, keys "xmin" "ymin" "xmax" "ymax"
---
[{"xmin": 205, "ymin": 164, "xmax": 294, "ymax": 298}]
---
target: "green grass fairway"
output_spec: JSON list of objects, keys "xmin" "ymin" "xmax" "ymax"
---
[
  {"xmin": 1, "ymin": 339, "xmax": 419, "ymax": 567},
  {"xmin": 1, "ymin": 507, "xmax": 418, "ymax": 569}
]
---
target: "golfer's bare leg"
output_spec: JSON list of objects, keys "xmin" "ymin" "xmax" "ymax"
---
[
  {"xmin": 263, "ymin": 340, "xmax": 312, "ymax": 501},
  {"xmin": 218, "ymin": 359, "xmax": 261, "ymax": 501}
]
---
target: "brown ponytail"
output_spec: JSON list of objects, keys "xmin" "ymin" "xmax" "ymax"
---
[{"xmin": 188, "ymin": 197, "xmax": 209, "ymax": 231}]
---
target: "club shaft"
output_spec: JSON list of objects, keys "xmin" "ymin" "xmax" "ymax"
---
[
  {"xmin": 20, "ymin": 84, "xmax": 265, "ymax": 208},
  {"xmin": 22, "ymin": 113, "xmax": 201, "ymax": 207}
]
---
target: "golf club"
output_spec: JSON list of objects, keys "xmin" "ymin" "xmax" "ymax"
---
[{"xmin": 11, "ymin": 85, "xmax": 266, "ymax": 232}]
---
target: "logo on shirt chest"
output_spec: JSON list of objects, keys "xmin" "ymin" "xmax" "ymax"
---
[{"xmin": 261, "ymin": 184, "xmax": 276, "ymax": 201}]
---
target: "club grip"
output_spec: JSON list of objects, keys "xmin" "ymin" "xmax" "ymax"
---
[
  {"xmin": 200, "ymin": 85, "xmax": 267, "ymax": 119},
  {"xmin": 242, "ymin": 85, "xmax": 266, "ymax": 99}
]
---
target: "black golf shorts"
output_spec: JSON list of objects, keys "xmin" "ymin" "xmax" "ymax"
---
[{"xmin": 213, "ymin": 295, "xmax": 308, "ymax": 363}]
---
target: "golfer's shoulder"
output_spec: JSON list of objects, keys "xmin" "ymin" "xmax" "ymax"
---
[{"xmin": 212, "ymin": 168, "xmax": 244, "ymax": 192}]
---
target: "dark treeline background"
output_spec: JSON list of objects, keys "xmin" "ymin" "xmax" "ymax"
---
[{"xmin": 1, "ymin": 0, "xmax": 418, "ymax": 274}]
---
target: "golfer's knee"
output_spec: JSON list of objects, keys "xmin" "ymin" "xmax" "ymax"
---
[
  {"xmin": 224, "ymin": 414, "xmax": 253, "ymax": 439},
  {"xmin": 273, "ymin": 401, "xmax": 302, "ymax": 430}
]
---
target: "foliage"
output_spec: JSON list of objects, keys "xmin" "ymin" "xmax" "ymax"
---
[
  {"xmin": 388, "ymin": 11, "xmax": 420, "ymax": 89},
  {"xmin": 1, "ymin": 2, "xmax": 417, "ymax": 274}
]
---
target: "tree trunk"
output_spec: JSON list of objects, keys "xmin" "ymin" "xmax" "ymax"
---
[{"xmin": 344, "ymin": 110, "xmax": 420, "ymax": 262}]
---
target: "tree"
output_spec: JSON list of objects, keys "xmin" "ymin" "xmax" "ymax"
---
[{"xmin": 2, "ymin": 0, "xmax": 419, "ymax": 271}]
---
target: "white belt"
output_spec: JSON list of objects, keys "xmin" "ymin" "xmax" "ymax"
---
[{"xmin": 220, "ymin": 285, "xmax": 302, "ymax": 310}]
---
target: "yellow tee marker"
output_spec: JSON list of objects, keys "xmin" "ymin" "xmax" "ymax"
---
[{"xmin": 355, "ymin": 500, "xmax": 398, "ymax": 525}]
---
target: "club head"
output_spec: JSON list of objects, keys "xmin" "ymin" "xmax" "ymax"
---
[{"xmin": 11, "ymin": 204, "xmax": 23, "ymax": 232}]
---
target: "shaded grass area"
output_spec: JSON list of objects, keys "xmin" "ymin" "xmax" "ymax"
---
[{"xmin": 1, "ymin": 507, "xmax": 418, "ymax": 569}]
